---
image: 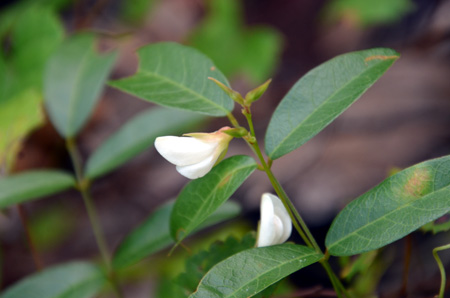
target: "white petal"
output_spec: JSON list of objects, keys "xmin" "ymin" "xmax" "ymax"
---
[
  {"xmin": 175, "ymin": 153, "xmax": 217, "ymax": 179},
  {"xmin": 272, "ymin": 215, "xmax": 286, "ymax": 245},
  {"xmin": 256, "ymin": 193, "xmax": 292, "ymax": 247},
  {"xmin": 266, "ymin": 193, "xmax": 292, "ymax": 243},
  {"xmin": 154, "ymin": 136, "xmax": 217, "ymax": 166},
  {"xmin": 256, "ymin": 194, "xmax": 276, "ymax": 247}
]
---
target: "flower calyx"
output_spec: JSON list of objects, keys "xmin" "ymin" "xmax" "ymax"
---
[
  {"xmin": 154, "ymin": 127, "xmax": 233, "ymax": 179},
  {"xmin": 256, "ymin": 193, "xmax": 292, "ymax": 247},
  {"xmin": 221, "ymin": 126, "xmax": 248, "ymax": 138}
]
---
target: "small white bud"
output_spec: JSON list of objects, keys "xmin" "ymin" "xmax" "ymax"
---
[{"xmin": 256, "ymin": 193, "xmax": 292, "ymax": 247}]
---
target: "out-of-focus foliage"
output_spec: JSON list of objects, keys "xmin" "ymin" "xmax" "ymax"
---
[
  {"xmin": 189, "ymin": 0, "xmax": 283, "ymax": 83},
  {"xmin": 0, "ymin": 90, "xmax": 43, "ymax": 173},
  {"xmin": 44, "ymin": 33, "xmax": 117, "ymax": 138},
  {"xmin": 0, "ymin": 0, "xmax": 69, "ymax": 39},
  {"xmin": 0, "ymin": 170, "xmax": 75, "ymax": 208},
  {"xmin": 339, "ymin": 251, "xmax": 389, "ymax": 297},
  {"xmin": 120, "ymin": 0, "xmax": 157, "ymax": 24},
  {"xmin": 0, "ymin": 262, "xmax": 106, "ymax": 298},
  {"xmin": 421, "ymin": 213, "xmax": 450, "ymax": 234},
  {"xmin": 0, "ymin": 5, "xmax": 64, "ymax": 172},
  {"xmin": 29, "ymin": 206, "xmax": 75, "ymax": 252},
  {"xmin": 323, "ymin": 0, "xmax": 415, "ymax": 27}
]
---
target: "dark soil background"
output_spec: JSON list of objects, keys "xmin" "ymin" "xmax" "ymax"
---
[{"xmin": 2, "ymin": 0, "xmax": 450, "ymax": 297}]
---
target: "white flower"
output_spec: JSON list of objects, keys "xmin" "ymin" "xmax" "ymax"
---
[
  {"xmin": 154, "ymin": 127, "xmax": 233, "ymax": 179},
  {"xmin": 256, "ymin": 193, "xmax": 292, "ymax": 247}
]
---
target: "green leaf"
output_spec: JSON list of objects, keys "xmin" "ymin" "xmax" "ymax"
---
[
  {"xmin": 11, "ymin": 7, "xmax": 64, "ymax": 87},
  {"xmin": 323, "ymin": 0, "xmax": 414, "ymax": 27},
  {"xmin": 85, "ymin": 107, "xmax": 205, "ymax": 180},
  {"xmin": 176, "ymin": 233, "xmax": 256, "ymax": 294},
  {"xmin": 0, "ymin": 170, "xmax": 75, "ymax": 209},
  {"xmin": 189, "ymin": 0, "xmax": 282, "ymax": 83},
  {"xmin": 0, "ymin": 262, "xmax": 105, "ymax": 298},
  {"xmin": 29, "ymin": 205, "xmax": 75, "ymax": 252},
  {"xmin": 109, "ymin": 42, "xmax": 233, "ymax": 116},
  {"xmin": 0, "ymin": 89, "xmax": 44, "ymax": 172},
  {"xmin": 326, "ymin": 155, "xmax": 450, "ymax": 256},
  {"xmin": 44, "ymin": 33, "xmax": 117, "ymax": 138},
  {"xmin": 171, "ymin": 155, "xmax": 257, "ymax": 243},
  {"xmin": 120, "ymin": 0, "xmax": 157, "ymax": 24},
  {"xmin": 190, "ymin": 244, "xmax": 323, "ymax": 298},
  {"xmin": 265, "ymin": 48, "xmax": 399, "ymax": 160},
  {"xmin": 113, "ymin": 200, "xmax": 241, "ymax": 269}
]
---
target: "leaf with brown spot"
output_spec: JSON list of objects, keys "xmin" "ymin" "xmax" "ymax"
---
[
  {"xmin": 327, "ymin": 155, "xmax": 450, "ymax": 256},
  {"xmin": 170, "ymin": 155, "xmax": 257, "ymax": 244},
  {"xmin": 403, "ymin": 168, "xmax": 432, "ymax": 198}
]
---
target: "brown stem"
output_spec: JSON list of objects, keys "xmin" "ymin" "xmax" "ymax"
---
[
  {"xmin": 17, "ymin": 205, "xmax": 43, "ymax": 271},
  {"xmin": 399, "ymin": 235, "xmax": 412, "ymax": 296}
]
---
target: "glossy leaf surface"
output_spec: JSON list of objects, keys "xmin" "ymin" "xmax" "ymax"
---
[
  {"xmin": 265, "ymin": 48, "xmax": 399, "ymax": 160},
  {"xmin": 109, "ymin": 42, "xmax": 233, "ymax": 116},
  {"xmin": 0, "ymin": 170, "xmax": 75, "ymax": 208},
  {"xmin": 85, "ymin": 107, "xmax": 205, "ymax": 179},
  {"xmin": 0, "ymin": 262, "xmax": 105, "ymax": 298},
  {"xmin": 326, "ymin": 155, "xmax": 450, "ymax": 256},
  {"xmin": 190, "ymin": 244, "xmax": 322, "ymax": 298},
  {"xmin": 171, "ymin": 155, "xmax": 256, "ymax": 243},
  {"xmin": 44, "ymin": 33, "xmax": 116, "ymax": 138},
  {"xmin": 113, "ymin": 200, "xmax": 241, "ymax": 269}
]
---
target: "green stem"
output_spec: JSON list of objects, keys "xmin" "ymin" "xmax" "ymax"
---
[
  {"xmin": 239, "ymin": 108, "xmax": 351, "ymax": 298},
  {"xmin": 242, "ymin": 110, "xmax": 318, "ymax": 251},
  {"xmin": 321, "ymin": 260, "xmax": 345, "ymax": 298},
  {"xmin": 66, "ymin": 138, "xmax": 124, "ymax": 298},
  {"xmin": 433, "ymin": 243, "xmax": 450, "ymax": 298}
]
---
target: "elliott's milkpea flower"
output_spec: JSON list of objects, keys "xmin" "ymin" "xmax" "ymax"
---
[
  {"xmin": 154, "ymin": 127, "xmax": 233, "ymax": 179},
  {"xmin": 256, "ymin": 193, "xmax": 292, "ymax": 247}
]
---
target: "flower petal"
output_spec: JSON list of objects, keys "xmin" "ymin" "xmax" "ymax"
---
[
  {"xmin": 256, "ymin": 193, "xmax": 292, "ymax": 247},
  {"xmin": 154, "ymin": 136, "xmax": 217, "ymax": 166},
  {"xmin": 175, "ymin": 153, "xmax": 217, "ymax": 179},
  {"xmin": 256, "ymin": 194, "xmax": 276, "ymax": 247},
  {"xmin": 265, "ymin": 193, "xmax": 292, "ymax": 243}
]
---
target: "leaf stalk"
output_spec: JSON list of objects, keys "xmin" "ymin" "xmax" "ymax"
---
[{"xmin": 66, "ymin": 138, "xmax": 124, "ymax": 298}]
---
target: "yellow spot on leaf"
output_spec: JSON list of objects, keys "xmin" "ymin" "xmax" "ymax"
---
[
  {"xmin": 364, "ymin": 55, "xmax": 399, "ymax": 62},
  {"xmin": 218, "ymin": 174, "xmax": 231, "ymax": 188},
  {"xmin": 403, "ymin": 168, "xmax": 431, "ymax": 198},
  {"xmin": 210, "ymin": 66, "xmax": 216, "ymax": 71}
]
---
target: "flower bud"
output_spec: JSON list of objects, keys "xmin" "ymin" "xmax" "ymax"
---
[
  {"xmin": 256, "ymin": 193, "xmax": 292, "ymax": 247},
  {"xmin": 244, "ymin": 79, "xmax": 272, "ymax": 105},
  {"xmin": 154, "ymin": 127, "xmax": 233, "ymax": 179}
]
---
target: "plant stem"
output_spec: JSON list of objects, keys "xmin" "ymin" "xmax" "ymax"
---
[
  {"xmin": 433, "ymin": 243, "xmax": 450, "ymax": 298},
  {"xmin": 17, "ymin": 204, "xmax": 43, "ymax": 271},
  {"xmin": 399, "ymin": 235, "xmax": 412, "ymax": 296},
  {"xmin": 66, "ymin": 138, "xmax": 123, "ymax": 298},
  {"xmin": 242, "ymin": 109, "xmax": 318, "ymax": 251},
  {"xmin": 238, "ymin": 108, "xmax": 351, "ymax": 298}
]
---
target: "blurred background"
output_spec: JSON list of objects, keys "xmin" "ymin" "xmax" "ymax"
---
[{"xmin": 1, "ymin": 0, "xmax": 450, "ymax": 297}]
